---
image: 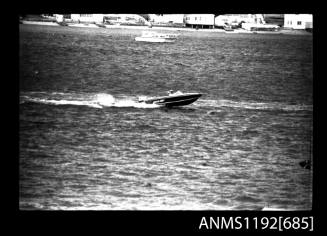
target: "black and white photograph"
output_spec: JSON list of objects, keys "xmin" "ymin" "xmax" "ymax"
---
[{"xmin": 19, "ymin": 14, "xmax": 313, "ymax": 211}]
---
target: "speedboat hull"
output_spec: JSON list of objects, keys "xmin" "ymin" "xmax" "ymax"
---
[{"xmin": 139, "ymin": 93, "xmax": 202, "ymax": 107}]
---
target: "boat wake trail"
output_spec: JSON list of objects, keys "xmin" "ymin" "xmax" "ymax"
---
[
  {"xmin": 20, "ymin": 92, "xmax": 162, "ymax": 109},
  {"xmin": 195, "ymin": 99, "xmax": 312, "ymax": 112},
  {"xmin": 20, "ymin": 92, "xmax": 312, "ymax": 112}
]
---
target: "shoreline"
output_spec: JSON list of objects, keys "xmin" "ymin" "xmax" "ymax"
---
[{"xmin": 20, "ymin": 20, "xmax": 312, "ymax": 36}]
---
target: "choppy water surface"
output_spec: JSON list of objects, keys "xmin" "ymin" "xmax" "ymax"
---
[{"xmin": 19, "ymin": 25, "xmax": 313, "ymax": 210}]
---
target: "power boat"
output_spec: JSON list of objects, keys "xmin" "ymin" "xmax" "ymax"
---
[
  {"xmin": 135, "ymin": 31, "xmax": 178, "ymax": 43},
  {"xmin": 138, "ymin": 90, "xmax": 202, "ymax": 107}
]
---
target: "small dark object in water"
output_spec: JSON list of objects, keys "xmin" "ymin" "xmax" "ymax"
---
[
  {"xmin": 58, "ymin": 22, "xmax": 68, "ymax": 26},
  {"xmin": 207, "ymin": 110, "xmax": 220, "ymax": 115},
  {"xmin": 34, "ymin": 70, "xmax": 39, "ymax": 78},
  {"xmin": 145, "ymin": 182, "xmax": 152, "ymax": 187},
  {"xmin": 299, "ymin": 160, "xmax": 311, "ymax": 170},
  {"xmin": 207, "ymin": 110, "xmax": 227, "ymax": 117},
  {"xmin": 96, "ymin": 23, "xmax": 106, "ymax": 28}
]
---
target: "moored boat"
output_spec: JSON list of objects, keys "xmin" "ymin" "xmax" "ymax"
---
[{"xmin": 135, "ymin": 31, "xmax": 178, "ymax": 43}]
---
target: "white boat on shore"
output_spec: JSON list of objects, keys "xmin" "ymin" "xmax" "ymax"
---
[{"xmin": 135, "ymin": 31, "xmax": 178, "ymax": 43}]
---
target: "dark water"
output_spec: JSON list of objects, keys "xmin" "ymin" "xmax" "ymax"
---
[{"xmin": 19, "ymin": 24, "xmax": 313, "ymax": 210}]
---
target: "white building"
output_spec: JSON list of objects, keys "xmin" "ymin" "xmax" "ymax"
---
[
  {"xmin": 148, "ymin": 14, "xmax": 184, "ymax": 25},
  {"xmin": 103, "ymin": 14, "xmax": 149, "ymax": 25},
  {"xmin": 69, "ymin": 14, "xmax": 149, "ymax": 25},
  {"xmin": 284, "ymin": 14, "xmax": 313, "ymax": 29},
  {"xmin": 184, "ymin": 14, "xmax": 215, "ymax": 28},
  {"xmin": 215, "ymin": 14, "xmax": 265, "ymax": 28},
  {"xmin": 71, "ymin": 14, "xmax": 104, "ymax": 23},
  {"xmin": 54, "ymin": 14, "xmax": 64, "ymax": 22}
]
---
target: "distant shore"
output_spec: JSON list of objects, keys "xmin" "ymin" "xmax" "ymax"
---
[{"xmin": 20, "ymin": 20, "xmax": 312, "ymax": 36}]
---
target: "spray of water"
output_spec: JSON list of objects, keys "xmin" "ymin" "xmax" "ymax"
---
[{"xmin": 21, "ymin": 92, "xmax": 162, "ymax": 109}]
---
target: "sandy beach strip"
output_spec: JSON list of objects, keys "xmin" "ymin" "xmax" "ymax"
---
[
  {"xmin": 20, "ymin": 20, "xmax": 311, "ymax": 35},
  {"xmin": 21, "ymin": 20, "xmax": 60, "ymax": 26},
  {"xmin": 20, "ymin": 21, "xmax": 251, "ymax": 34}
]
